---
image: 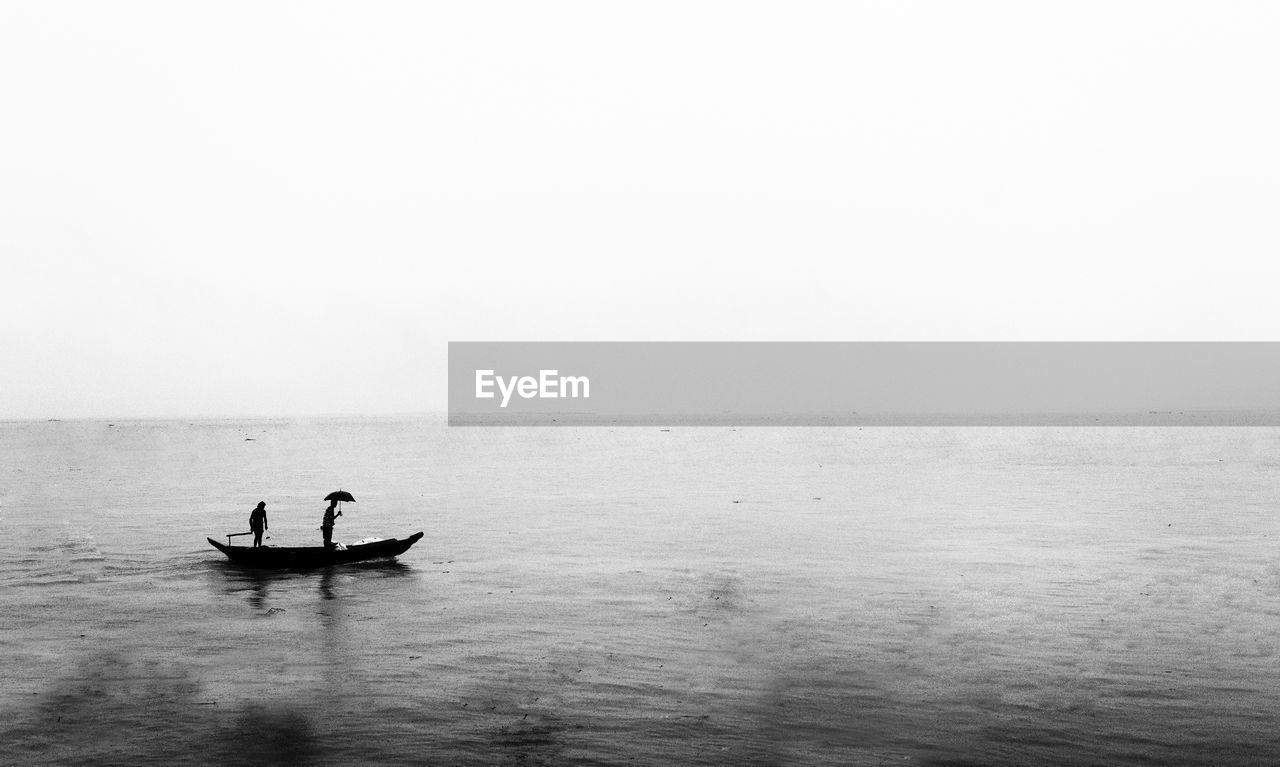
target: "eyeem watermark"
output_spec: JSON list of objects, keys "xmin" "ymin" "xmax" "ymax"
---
[
  {"xmin": 475, "ymin": 369, "xmax": 591, "ymax": 408},
  {"xmin": 451, "ymin": 342, "xmax": 1280, "ymax": 425}
]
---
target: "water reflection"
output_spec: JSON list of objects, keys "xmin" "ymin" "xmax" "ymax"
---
[
  {"xmin": 205, "ymin": 559, "xmax": 415, "ymax": 610},
  {"xmin": 347, "ymin": 559, "xmax": 413, "ymax": 576},
  {"xmin": 207, "ymin": 562, "xmax": 296, "ymax": 610},
  {"xmin": 318, "ymin": 567, "xmax": 335, "ymax": 601},
  {"xmin": 248, "ymin": 571, "xmax": 268, "ymax": 609}
]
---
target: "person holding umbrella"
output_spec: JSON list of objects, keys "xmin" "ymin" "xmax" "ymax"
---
[
  {"xmin": 320, "ymin": 490, "xmax": 354, "ymax": 548},
  {"xmin": 320, "ymin": 500, "xmax": 340, "ymax": 548},
  {"xmin": 249, "ymin": 501, "xmax": 268, "ymax": 547}
]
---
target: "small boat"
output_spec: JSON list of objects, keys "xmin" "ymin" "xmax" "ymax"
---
[{"xmin": 207, "ymin": 532, "xmax": 425, "ymax": 569}]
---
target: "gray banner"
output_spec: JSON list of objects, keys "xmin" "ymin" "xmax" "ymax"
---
[{"xmin": 448, "ymin": 342, "xmax": 1280, "ymax": 426}]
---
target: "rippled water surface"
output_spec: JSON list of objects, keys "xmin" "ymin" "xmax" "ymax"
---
[{"xmin": 3, "ymin": 418, "xmax": 1280, "ymax": 765}]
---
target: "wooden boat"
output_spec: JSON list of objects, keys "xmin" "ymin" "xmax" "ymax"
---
[{"xmin": 207, "ymin": 532, "xmax": 425, "ymax": 569}]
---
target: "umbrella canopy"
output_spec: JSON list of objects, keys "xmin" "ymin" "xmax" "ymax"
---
[{"xmin": 324, "ymin": 490, "xmax": 356, "ymax": 503}]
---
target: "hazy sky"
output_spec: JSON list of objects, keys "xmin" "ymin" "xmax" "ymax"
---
[{"xmin": 3, "ymin": 2, "xmax": 1279, "ymax": 418}]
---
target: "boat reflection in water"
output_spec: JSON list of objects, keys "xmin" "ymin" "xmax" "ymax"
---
[{"xmin": 210, "ymin": 556, "xmax": 417, "ymax": 608}]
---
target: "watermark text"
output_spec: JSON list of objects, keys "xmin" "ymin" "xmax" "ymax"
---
[{"xmin": 475, "ymin": 369, "xmax": 591, "ymax": 407}]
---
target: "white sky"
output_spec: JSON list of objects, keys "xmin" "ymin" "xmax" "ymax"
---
[{"xmin": 2, "ymin": 2, "xmax": 1278, "ymax": 418}]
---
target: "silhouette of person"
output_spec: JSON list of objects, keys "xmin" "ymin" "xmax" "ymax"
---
[
  {"xmin": 249, "ymin": 501, "xmax": 268, "ymax": 547},
  {"xmin": 321, "ymin": 500, "xmax": 341, "ymax": 549}
]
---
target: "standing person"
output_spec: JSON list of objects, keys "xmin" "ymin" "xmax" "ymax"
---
[
  {"xmin": 249, "ymin": 502, "xmax": 268, "ymax": 547},
  {"xmin": 321, "ymin": 499, "xmax": 341, "ymax": 549}
]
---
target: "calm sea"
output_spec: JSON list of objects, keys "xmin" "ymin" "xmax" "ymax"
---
[{"xmin": 3, "ymin": 418, "xmax": 1279, "ymax": 765}]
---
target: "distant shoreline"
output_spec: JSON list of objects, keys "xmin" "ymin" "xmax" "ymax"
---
[{"xmin": 11, "ymin": 410, "xmax": 1280, "ymax": 427}]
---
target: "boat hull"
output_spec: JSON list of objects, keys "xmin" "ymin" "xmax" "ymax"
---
[{"xmin": 207, "ymin": 532, "xmax": 424, "ymax": 569}]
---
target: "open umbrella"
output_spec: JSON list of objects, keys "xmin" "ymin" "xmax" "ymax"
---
[{"xmin": 325, "ymin": 490, "xmax": 355, "ymax": 515}]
